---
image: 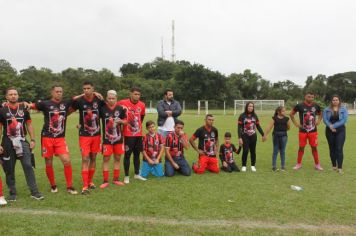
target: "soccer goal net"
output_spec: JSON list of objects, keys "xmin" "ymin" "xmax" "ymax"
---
[
  {"xmin": 234, "ymin": 100, "xmax": 284, "ymax": 115},
  {"xmin": 197, "ymin": 100, "xmax": 209, "ymax": 115}
]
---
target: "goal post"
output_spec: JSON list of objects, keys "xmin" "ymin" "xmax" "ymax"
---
[
  {"xmin": 234, "ymin": 100, "xmax": 285, "ymax": 115},
  {"xmin": 197, "ymin": 100, "xmax": 209, "ymax": 115}
]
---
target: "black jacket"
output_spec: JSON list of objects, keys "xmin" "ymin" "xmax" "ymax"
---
[{"xmin": 156, "ymin": 99, "xmax": 182, "ymax": 126}]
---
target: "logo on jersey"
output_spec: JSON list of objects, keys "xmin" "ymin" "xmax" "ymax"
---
[
  {"xmin": 60, "ymin": 104, "xmax": 65, "ymax": 110},
  {"xmin": 18, "ymin": 110, "xmax": 24, "ymax": 117},
  {"xmin": 93, "ymin": 102, "xmax": 98, "ymax": 109}
]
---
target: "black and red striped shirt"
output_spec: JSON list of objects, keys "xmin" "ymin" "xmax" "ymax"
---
[
  {"xmin": 143, "ymin": 132, "xmax": 164, "ymax": 162},
  {"xmin": 165, "ymin": 132, "xmax": 186, "ymax": 158}
]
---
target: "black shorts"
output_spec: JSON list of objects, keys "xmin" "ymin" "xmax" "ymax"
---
[{"xmin": 124, "ymin": 136, "xmax": 143, "ymax": 153}]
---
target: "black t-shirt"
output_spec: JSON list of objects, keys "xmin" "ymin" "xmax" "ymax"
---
[
  {"xmin": 192, "ymin": 126, "xmax": 218, "ymax": 157},
  {"xmin": 100, "ymin": 103, "xmax": 126, "ymax": 144},
  {"xmin": 35, "ymin": 100, "xmax": 72, "ymax": 138},
  {"xmin": 273, "ymin": 116, "xmax": 289, "ymax": 133},
  {"xmin": 292, "ymin": 102, "xmax": 321, "ymax": 133},
  {"xmin": 219, "ymin": 143, "xmax": 237, "ymax": 164},
  {"xmin": 0, "ymin": 104, "xmax": 31, "ymax": 139},
  {"xmin": 72, "ymin": 96, "xmax": 104, "ymax": 137}
]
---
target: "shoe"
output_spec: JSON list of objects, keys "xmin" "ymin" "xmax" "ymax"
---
[
  {"xmin": 100, "ymin": 182, "xmax": 109, "ymax": 189},
  {"xmin": 112, "ymin": 180, "xmax": 125, "ymax": 186},
  {"xmin": 251, "ymin": 166, "xmax": 256, "ymax": 172},
  {"xmin": 293, "ymin": 164, "xmax": 302, "ymax": 170},
  {"xmin": 67, "ymin": 187, "xmax": 78, "ymax": 195},
  {"xmin": 51, "ymin": 185, "xmax": 58, "ymax": 193},
  {"xmin": 281, "ymin": 167, "xmax": 286, "ymax": 171},
  {"xmin": 241, "ymin": 166, "xmax": 247, "ymax": 172},
  {"xmin": 88, "ymin": 183, "xmax": 96, "ymax": 190},
  {"xmin": 332, "ymin": 167, "xmax": 338, "ymax": 171},
  {"xmin": 338, "ymin": 169, "xmax": 344, "ymax": 175},
  {"xmin": 134, "ymin": 175, "xmax": 147, "ymax": 181},
  {"xmin": 81, "ymin": 187, "xmax": 90, "ymax": 195},
  {"xmin": 31, "ymin": 192, "xmax": 44, "ymax": 200},
  {"xmin": 124, "ymin": 176, "xmax": 130, "ymax": 184},
  {"xmin": 7, "ymin": 194, "xmax": 16, "ymax": 202},
  {"xmin": 315, "ymin": 164, "xmax": 323, "ymax": 171},
  {"xmin": 0, "ymin": 196, "xmax": 7, "ymax": 206},
  {"xmin": 272, "ymin": 167, "xmax": 277, "ymax": 172}
]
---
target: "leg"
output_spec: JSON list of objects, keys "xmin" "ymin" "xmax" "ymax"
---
[
  {"xmin": 164, "ymin": 160, "xmax": 175, "ymax": 177},
  {"xmin": 249, "ymin": 135, "xmax": 257, "ymax": 166},
  {"xmin": 102, "ymin": 155, "xmax": 111, "ymax": 183},
  {"xmin": 309, "ymin": 132, "xmax": 320, "ymax": 166},
  {"xmin": 58, "ymin": 154, "xmax": 73, "ymax": 188},
  {"xmin": 151, "ymin": 163, "xmax": 164, "ymax": 177},
  {"xmin": 124, "ymin": 137, "xmax": 134, "ymax": 176},
  {"xmin": 177, "ymin": 158, "xmax": 191, "ymax": 176},
  {"xmin": 45, "ymin": 157, "xmax": 56, "ymax": 187},
  {"xmin": 325, "ymin": 129, "xmax": 336, "ymax": 168},
  {"xmin": 113, "ymin": 154, "xmax": 122, "ymax": 181},
  {"xmin": 272, "ymin": 134, "xmax": 279, "ymax": 168},
  {"xmin": 132, "ymin": 137, "xmax": 142, "ymax": 175},
  {"xmin": 19, "ymin": 141, "xmax": 40, "ymax": 194},
  {"xmin": 241, "ymin": 135, "xmax": 250, "ymax": 167},
  {"xmin": 296, "ymin": 132, "xmax": 307, "ymax": 165},
  {"xmin": 81, "ymin": 155, "xmax": 90, "ymax": 188},
  {"xmin": 140, "ymin": 161, "xmax": 151, "ymax": 178},
  {"xmin": 88, "ymin": 152, "xmax": 97, "ymax": 186},
  {"xmin": 280, "ymin": 136, "xmax": 288, "ymax": 169},
  {"xmin": 2, "ymin": 150, "xmax": 17, "ymax": 197},
  {"xmin": 335, "ymin": 128, "xmax": 346, "ymax": 170},
  {"xmin": 230, "ymin": 162, "xmax": 240, "ymax": 172},
  {"xmin": 207, "ymin": 158, "xmax": 220, "ymax": 173},
  {"xmin": 193, "ymin": 156, "xmax": 208, "ymax": 174}
]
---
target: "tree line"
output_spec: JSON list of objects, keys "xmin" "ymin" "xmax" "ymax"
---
[{"xmin": 1, "ymin": 58, "xmax": 355, "ymax": 108}]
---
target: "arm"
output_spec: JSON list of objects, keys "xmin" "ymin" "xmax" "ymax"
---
[
  {"xmin": 287, "ymin": 119, "xmax": 291, "ymax": 130},
  {"xmin": 0, "ymin": 123, "xmax": 3, "ymax": 154},
  {"xmin": 237, "ymin": 115, "xmax": 243, "ymax": 146},
  {"xmin": 189, "ymin": 136, "xmax": 204, "ymax": 155},
  {"xmin": 322, "ymin": 109, "xmax": 331, "ymax": 127},
  {"xmin": 171, "ymin": 102, "xmax": 182, "ymax": 117},
  {"xmin": 156, "ymin": 144, "xmax": 165, "ymax": 163},
  {"xmin": 263, "ymin": 119, "xmax": 275, "ymax": 141},
  {"xmin": 26, "ymin": 122, "xmax": 36, "ymax": 149},
  {"xmin": 290, "ymin": 110, "xmax": 301, "ymax": 128},
  {"xmin": 180, "ymin": 134, "xmax": 189, "ymax": 149},
  {"xmin": 315, "ymin": 112, "xmax": 323, "ymax": 126},
  {"xmin": 165, "ymin": 147, "xmax": 179, "ymax": 169},
  {"xmin": 142, "ymin": 150, "xmax": 154, "ymax": 164},
  {"xmin": 256, "ymin": 116, "xmax": 264, "ymax": 137},
  {"xmin": 156, "ymin": 101, "xmax": 168, "ymax": 118},
  {"xmin": 332, "ymin": 108, "xmax": 348, "ymax": 129}
]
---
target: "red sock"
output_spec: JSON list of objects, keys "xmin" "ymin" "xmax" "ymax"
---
[
  {"xmin": 82, "ymin": 170, "xmax": 89, "ymax": 188},
  {"xmin": 312, "ymin": 149, "xmax": 320, "ymax": 165},
  {"xmin": 103, "ymin": 171, "xmax": 109, "ymax": 182},
  {"xmin": 297, "ymin": 149, "xmax": 304, "ymax": 164},
  {"xmin": 113, "ymin": 169, "xmax": 120, "ymax": 181},
  {"xmin": 0, "ymin": 177, "xmax": 3, "ymax": 197},
  {"xmin": 88, "ymin": 168, "xmax": 95, "ymax": 184},
  {"xmin": 46, "ymin": 164, "xmax": 56, "ymax": 187},
  {"xmin": 64, "ymin": 164, "xmax": 73, "ymax": 188}
]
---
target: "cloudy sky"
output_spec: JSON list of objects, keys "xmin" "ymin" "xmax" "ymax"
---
[{"xmin": 1, "ymin": 0, "xmax": 355, "ymax": 84}]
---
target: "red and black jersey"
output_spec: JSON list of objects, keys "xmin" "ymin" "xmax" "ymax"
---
[
  {"xmin": 72, "ymin": 96, "xmax": 104, "ymax": 137},
  {"xmin": 100, "ymin": 103, "xmax": 126, "ymax": 144},
  {"xmin": 34, "ymin": 100, "xmax": 71, "ymax": 138},
  {"xmin": 238, "ymin": 113, "xmax": 264, "ymax": 138},
  {"xmin": 292, "ymin": 102, "xmax": 321, "ymax": 133},
  {"xmin": 192, "ymin": 126, "xmax": 218, "ymax": 157},
  {"xmin": 143, "ymin": 133, "xmax": 164, "ymax": 162},
  {"xmin": 0, "ymin": 103, "xmax": 31, "ymax": 139},
  {"xmin": 219, "ymin": 143, "xmax": 238, "ymax": 164},
  {"xmin": 165, "ymin": 132, "xmax": 186, "ymax": 158},
  {"xmin": 117, "ymin": 99, "xmax": 145, "ymax": 137}
]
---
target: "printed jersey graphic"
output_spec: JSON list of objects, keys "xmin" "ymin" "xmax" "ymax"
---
[
  {"xmin": 49, "ymin": 110, "xmax": 65, "ymax": 137},
  {"xmin": 243, "ymin": 117, "xmax": 256, "ymax": 136},
  {"xmin": 293, "ymin": 103, "xmax": 321, "ymax": 133},
  {"xmin": 193, "ymin": 126, "xmax": 218, "ymax": 157},
  {"xmin": 117, "ymin": 99, "xmax": 145, "ymax": 137},
  {"xmin": 105, "ymin": 117, "xmax": 121, "ymax": 143},
  {"xmin": 127, "ymin": 108, "xmax": 141, "ymax": 135},
  {"xmin": 7, "ymin": 117, "xmax": 24, "ymax": 138},
  {"xmin": 204, "ymin": 138, "xmax": 216, "ymax": 156},
  {"xmin": 83, "ymin": 108, "xmax": 100, "ymax": 136},
  {"xmin": 302, "ymin": 111, "xmax": 316, "ymax": 132},
  {"xmin": 0, "ymin": 104, "xmax": 30, "ymax": 138},
  {"xmin": 224, "ymin": 148, "xmax": 234, "ymax": 163}
]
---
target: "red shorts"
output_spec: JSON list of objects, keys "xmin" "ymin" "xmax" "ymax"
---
[
  {"xmin": 102, "ymin": 143, "xmax": 124, "ymax": 156},
  {"xmin": 41, "ymin": 137, "xmax": 69, "ymax": 158},
  {"xmin": 79, "ymin": 135, "xmax": 101, "ymax": 157},
  {"xmin": 299, "ymin": 132, "xmax": 318, "ymax": 147}
]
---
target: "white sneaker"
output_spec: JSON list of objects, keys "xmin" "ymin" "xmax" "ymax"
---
[
  {"xmin": 134, "ymin": 175, "xmax": 147, "ymax": 181},
  {"xmin": 251, "ymin": 166, "xmax": 257, "ymax": 172},
  {"xmin": 0, "ymin": 196, "xmax": 8, "ymax": 206},
  {"xmin": 241, "ymin": 166, "xmax": 247, "ymax": 172},
  {"xmin": 124, "ymin": 176, "xmax": 130, "ymax": 184}
]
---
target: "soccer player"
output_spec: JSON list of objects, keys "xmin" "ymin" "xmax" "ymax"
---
[
  {"xmin": 30, "ymin": 85, "xmax": 78, "ymax": 194},
  {"xmin": 290, "ymin": 92, "xmax": 323, "ymax": 170},
  {"xmin": 190, "ymin": 114, "xmax": 220, "ymax": 174},
  {"xmin": 165, "ymin": 120, "xmax": 191, "ymax": 177},
  {"xmin": 219, "ymin": 132, "xmax": 241, "ymax": 173},
  {"xmin": 0, "ymin": 88, "xmax": 43, "ymax": 201},
  {"xmin": 71, "ymin": 81, "xmax": 104, "ymax": 194},
  {"xmin": 117, "ymin": 87, "xmax": 146, "ymax": 184},
  {"xmin": 99, "ymin": 90, "xmax": 127, "ymax": 188},
  {"xmin": 140, "ymin": 120, "xmax": 165, "ymax": 178}
]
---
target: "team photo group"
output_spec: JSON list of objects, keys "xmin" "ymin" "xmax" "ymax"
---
[{"xmin": 0, "ymin": 82, "xmax": 348, "ymax": 206}]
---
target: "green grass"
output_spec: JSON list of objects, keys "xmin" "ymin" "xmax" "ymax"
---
[{"xmin": 1, "ymin": 111, "xmax": 355, "ymax": 235}]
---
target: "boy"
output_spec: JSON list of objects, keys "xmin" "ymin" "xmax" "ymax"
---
[{"xmin": 219, "ymin": 132, "xmax": 241, "ymax": 172}]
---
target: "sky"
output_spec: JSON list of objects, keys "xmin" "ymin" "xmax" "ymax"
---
[{"xmin": 1, "ymin": 0, "xmax": 355, "ymax": 85}]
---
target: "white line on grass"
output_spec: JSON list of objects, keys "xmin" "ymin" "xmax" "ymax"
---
[{"xmin": 1, "ymin": 208, "xmax": 355, "ymax": 234}]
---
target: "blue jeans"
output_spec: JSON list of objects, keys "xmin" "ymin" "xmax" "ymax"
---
[
  {"xmin": 165, "ymin": 156, "xmax": 191, "ymax": 177},
  {"xmin": 140, "ymin": 161, "xmax": 164, "ymax": 178},
  {"xmin": 272, "ymin": 132, "xmax": 288, "ymax": 168}
]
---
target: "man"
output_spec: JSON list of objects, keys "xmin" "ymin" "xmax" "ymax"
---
[
  {"xmin": 156, "ymin": 89, "xmax": 182, "ymax": 138},
  {"xmin": 189, "ymin": 114, "xmax": 220, "ymax": 174},
  {"xmin": 0, "ymin": 88, "xmax": 43, "ymax": 201},
  {"xmin": 30, "ymin": 85, "xmax": 78, "ymax": 194},
  {"xmin": 99, "ymin": 90, "xmax": 127, "ymax": 188},
  {"xmin": 118, "ymin": 87, "xmax": 146, "ymax": 183},
  {"xmin": 165, "ymin": 120, "xmax": 191, "ymax": 177},
  {"xmin": 71, "ymin": 81, "xmax": 104, "ymax": 194},
  {"xmin": 290, "ymin": 91, "xmax": 323, "ymax": 170}
]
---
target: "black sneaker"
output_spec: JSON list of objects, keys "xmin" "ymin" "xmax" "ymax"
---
[
  {"xmin": 7, "ymin": 194, "xmax": 17, "ymax": 202},
  {"xmin": 31, "ymin": 192, "xmax": 44, "ymax": 200},
  {"xmin": 272, "ymin": 167, "xmax": 278, "ymax": 172},
  {"xmin": 67, "ymin": 187, "xmax": 78, "ymax": 195}
]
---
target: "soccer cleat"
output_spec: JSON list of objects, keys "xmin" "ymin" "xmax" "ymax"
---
[
  {"xmin": 112, "ymin": 180, "xmax": 125, "ymax": 186},
  {"xmin": 251, "ymin": 166, "xmax": 257, "ymax": 172},
  {"xmin": 293, "ymin": 164, "xmax": 302, "ymax": 170},
  {"xmin": 100, "ymin": 182, "xmax": 109, "ymax": 189},
  {"xmin": 314, "ymin": 164, "xmax": 323, "ymax": 171},
  {"xmin": 7, "ymin": 195, "xmax": 16, "ymax": 202},
  {"xmin": 81, "ymin": 187, "xmax": 90, "ymax": 195},
  {"xmin": 67, "ymin": 187, "xmax": 78, "ymax": 195},
  {"xmin": 124, "ymin": 176, "xmax": 130, "ymax": 184},
  {"xmin": 134, "ymin": 175, "xmax": 147, "ymax": 181},
  {"xmin": 241, "ymin": 166, "xmax": 247, "ymax": 172},
  {"xmin": 51, "ymin": 185, "xmax": 58, "ymax": 193},
  {"xmin": 31, "ymin": 192, "xmax": 44, "ymax": 200},
  {"xmin": 88, "ymin": 183, "xmax": 96, "ymax": 190},
  {"xmin": 0, "ymin": 196, "xmax": 7, "ymax": 206}
]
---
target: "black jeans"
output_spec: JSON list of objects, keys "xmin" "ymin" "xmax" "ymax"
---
[
  {"xmin": 325, "ymin": 126, "xmax": 346, "ymax": 169},
  {"xmin": 221, "ymin": 162, "xmax": 240, "ymax": 172},
  {"xmin": 241, "ymin": 134, "xmax": 257, "ymax": 166},
  {"xmin": 124, "ymin": 136, "xmax": 143, "ymax": 176}
]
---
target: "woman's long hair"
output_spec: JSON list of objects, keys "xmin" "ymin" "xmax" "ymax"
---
[
  {"xmin": 273, "ymin": 106, "xmax": 284, "ymax": 119},
  {"xmin": 244, "ymin": 102, "xmax": 255, "ymax": 115},
  {"xmin": 329, "ymin": 95, "xmax": 341, "ymax": 109}
]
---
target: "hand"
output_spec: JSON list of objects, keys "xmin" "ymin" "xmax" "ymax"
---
[
  {"xmin": 198, "ymin": 150, "xmax": 205, "ymax": 156},
  {"xmin": 331, "ymin": 128, "xmax": 337, "ymax": 133},
  {"xmin": 154, "ymin": 159, "xmax": 159, "ymax": 164},
  {"xmin": 93, "ymin": 92, "xmax": 104, "ymax": 100},
  {"xmin": 23, "ymin": 102, "xmax": 31, "ymax": 110},
  {"xmin": 165, "ymin": 111, "xmax": 173, "ymax": 117},
  {"xmin": 173, "ymin": 162, "xmax": 179, "ymax": 169},
  {"xmin": 238, "ymin": 138, "xmax": 243, "ymax": 146},
  {"xmin": 76, "ymin": 124, "xmax": 81, "ymax": 129},
  {"xmin": 0, "ymin": 146, "xmax": 3, "ymax": 154},
  {"xmin": 148, "ymin": 159, "xmax": 155, "ymax": 165},
  {"xmin": 30, "ymin": 140, "xmax": 36, "ymax": 149},
  {"xmin": 329, "ymin": 124, "xmax": 334, "ymax": 130},
  {"xmin": 179, "ymin": 130, "xmax": 185, "ymax": 136},
  {"xmin": 262, "ymin": 135, "xmax": 267, "ymax": 142},
  {"xmin": 223, "ymin": 161, "xmax": 228, "ymax": 168}
]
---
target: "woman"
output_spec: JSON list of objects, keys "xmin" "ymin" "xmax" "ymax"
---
[
  {"xmin": 323, "ymin": 95, "xmax": 348, "ymax": 174},
  {"xmin": 238, "ymin": 102, "xmax": 264, "ymax": 172}
]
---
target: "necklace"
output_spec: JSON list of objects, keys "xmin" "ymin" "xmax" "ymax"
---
[{"xmin": 7, "ymin": 103, "xmax": 20, "ymax": 118}]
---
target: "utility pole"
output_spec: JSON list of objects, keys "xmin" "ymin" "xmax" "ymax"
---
[{"xmin": 171, "ymin": 20, "xmax": 175, "ymax": 62}]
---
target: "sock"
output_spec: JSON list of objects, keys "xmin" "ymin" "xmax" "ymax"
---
[
  {"xmin": 312, "ymin": 149, "xmax": 320, "ymax": 165},
  {"xmin": 297, "ymin": 149, "xmax": 304, "ymax": 164},
  {"xmin": 103, "ymin": 171, "xmax": 109, "ymax": 182},
  {"xmin": 0, "ymin": 178, "xmax": 3, "ymax": 197},
  {"xmin": 46, "ymin": 164, "xmax": 56, "ymax": 187},
  {"xmin": 82, "ymin": 170, "xmax": 89, "ymax": 188},
  {"xmin": 113, "ymin": 169, "xmax": 120, "ymax": 181},
  {"xmin": 64, "ymin": 164, "xmax": 73, "ymax": 188},
  {"xmin": 88, "ymin": 168, "xmax": 95, "ymax": 184}
]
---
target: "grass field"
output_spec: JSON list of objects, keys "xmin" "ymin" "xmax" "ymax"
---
[{"xmin": 1, "ymin": 111, "xmax": 355, "ymax": 235}]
